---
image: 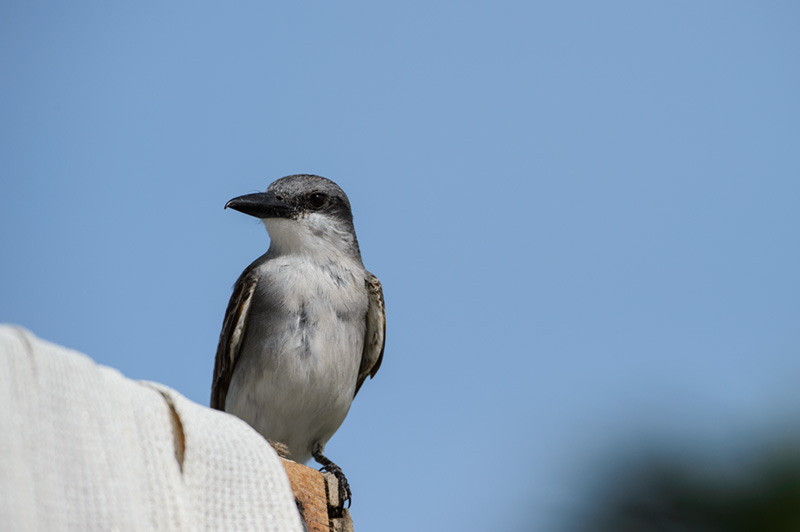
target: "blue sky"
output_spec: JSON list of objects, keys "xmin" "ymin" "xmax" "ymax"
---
[{"xmin": 2, "ymin": 2, "xmax": 799, "ymax": 530}]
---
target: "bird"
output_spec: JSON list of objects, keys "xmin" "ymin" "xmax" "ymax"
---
[{"xmin": 210, "ymin": 174, "xmax": 385, "ymax": 509}]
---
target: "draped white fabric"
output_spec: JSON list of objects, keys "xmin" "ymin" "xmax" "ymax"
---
[{"xmin": 0, "ymin": 325, "xmax": 303, "ymax": 532}]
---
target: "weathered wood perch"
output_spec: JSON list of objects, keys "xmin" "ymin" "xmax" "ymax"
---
[{"xmin": 281, "ymin": 459, "xmax": 355, "ymax": 532}]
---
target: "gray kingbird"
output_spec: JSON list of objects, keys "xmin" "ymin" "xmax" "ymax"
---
[{"xmin": 211, "ymin": 174, "xmax": 386, "ymax": 509}]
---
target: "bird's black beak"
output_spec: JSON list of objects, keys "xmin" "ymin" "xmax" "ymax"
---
[{"xmin": 225, "ymin": 192, "xmax": 294, "ymax": 219}]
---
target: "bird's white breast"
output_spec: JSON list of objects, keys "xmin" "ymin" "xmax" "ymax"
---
[{"xmin": 225, "ymin": 252, "xmax": 369, "ymax": 463}]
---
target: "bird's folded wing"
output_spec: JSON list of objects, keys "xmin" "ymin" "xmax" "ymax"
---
[
  {"xmin": 211, "ymin": 267, "xmax": 260, "ymax": 410},
  {"xmin": 355, "ymin": 272, "xmax": 386, "ymax": 397}
]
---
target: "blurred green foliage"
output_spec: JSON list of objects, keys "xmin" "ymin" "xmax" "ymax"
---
[{"xmin": 568, "ymin": 444, "xmax": 800, "ymax": 532}]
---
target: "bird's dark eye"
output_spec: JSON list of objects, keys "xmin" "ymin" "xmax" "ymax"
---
[{"xmin": 308, "ymin": 192, "xmax": 326, "ymax": 209}]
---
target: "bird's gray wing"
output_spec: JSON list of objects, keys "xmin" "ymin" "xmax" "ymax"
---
[
  {"xmin": 210, "ymin": 262, "xmax": 261, "ymax": 410},
  {"xmin": 354, "ymin": 272, "xmax": 386, "ymax": 397}
]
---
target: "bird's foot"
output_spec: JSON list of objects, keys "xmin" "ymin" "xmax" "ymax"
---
[
  {"xmin": 322, "ymin": 462, "xmax": 351, "ymax": 510},
  {"xmin": 312, "ymin": 444, "xmax": 352, "ymax": 513},
  {"xmin": 268, "ymin": 439, "xmax": 292, "ymax": 458}
]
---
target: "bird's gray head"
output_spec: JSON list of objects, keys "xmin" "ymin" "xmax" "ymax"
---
[{"xmin": 225, "ymin": 174, "xmax": 361, "ymax": 260}]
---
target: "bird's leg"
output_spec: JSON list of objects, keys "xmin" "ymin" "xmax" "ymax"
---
[{"xmin": 312, "ymin": 442, "xmax": 352, "ymax": 511}]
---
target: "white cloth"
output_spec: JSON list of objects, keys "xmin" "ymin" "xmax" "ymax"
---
[{"xmin": 0, "ymin": 325, "xmax": 303, "ymax": 532}]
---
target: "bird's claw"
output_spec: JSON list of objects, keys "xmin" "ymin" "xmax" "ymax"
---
[
  {"xmin": 320, "ymin": 462, "xmax": 352, "ymax": 509},
  {"xmin": 312, "ymin": 444, "xmax": 352, "ymax": 513}
]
